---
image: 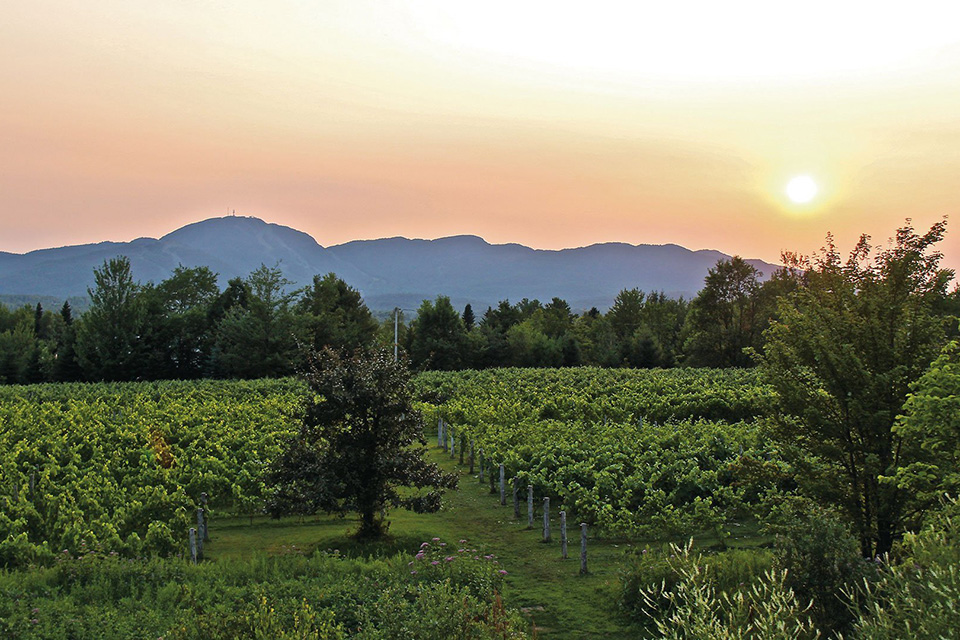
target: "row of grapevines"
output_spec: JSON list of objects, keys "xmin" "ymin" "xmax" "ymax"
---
[
  {"xmin": 414, "ymin": 368, "xmax": 787, "ymax": 539},
  {"xmin": 0, "ymin": 378, "xmax": 305, "ymax": 566}
]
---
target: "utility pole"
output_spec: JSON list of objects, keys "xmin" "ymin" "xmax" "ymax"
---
[{"xmin": 394, "ymin": 307, "xmax": 400, "ymax": 362}]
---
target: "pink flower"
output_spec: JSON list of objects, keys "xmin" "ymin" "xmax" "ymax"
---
[
  {"xmin": 432, "ymin": 537, "xmax": 440, "ymax": 541},
  {"xmin": 420, "ymin": 542, "xmax": 430, "ymax": 548},
  {"xmin": 498, "ymin": 570, "xmax": 508, "ymax": 575},
  {"xmin": 444, "ymin": 556, "xmax": 454, "ymax": 562},
  {"xmin": 459, "ymin": 539, "xmax": 467, "ymax": 544},
  {"xmin": 431, "ymin": 560, "xmax": 439, "ymax": 565}
]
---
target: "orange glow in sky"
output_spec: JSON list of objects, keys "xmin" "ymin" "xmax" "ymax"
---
[{"xmin": 1, "ymin": 1, "xmax": 958, "ymax": 273}]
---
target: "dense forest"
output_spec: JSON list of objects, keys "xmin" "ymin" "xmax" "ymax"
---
[{"xmin": 5, "ymin": 232, "xmax": 955, "ymax": 384}]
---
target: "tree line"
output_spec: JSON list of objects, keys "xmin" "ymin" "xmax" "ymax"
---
[{"xmin": 1, "ymin": 229, "xmax": 957, "ymax": 384}]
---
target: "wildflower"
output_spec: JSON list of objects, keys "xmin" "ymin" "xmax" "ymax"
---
[
  {"xmin": 445, "ymin": 556, "xmax": 454, "ymax": 562},
  {"xmin": 420, "ymin": 542, "xmax": 430, "ymax": 548},
  {"xmin": 498, "ymin": 570, "xmax": 508, "ymax": 575},
  {"xmin": 415, "ymin": 553, "xmax": 425, "ymax": 559},
  {"xmin": 432, "ymin": 537, "xmax": 440, "ymax": 541},
  {"xmin": 410, "ymin": 570, "xmax": 417, "ymax": 575},
  {"xmin": 431, "ymin": 560, "xmax": 439, "ymax": 565},
  {"xmin": 459, "ymin": 539, "xmax": 467, "ymax": 544}
]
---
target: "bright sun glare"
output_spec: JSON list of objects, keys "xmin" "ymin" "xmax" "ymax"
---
[{"xmin": 786, "ymin": 176, "xmax": 818, "ymax": 204}]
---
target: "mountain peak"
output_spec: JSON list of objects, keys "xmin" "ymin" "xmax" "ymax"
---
[{"xmin": 0, "ymin": 216, "xmax": 781, "ymax": 310}]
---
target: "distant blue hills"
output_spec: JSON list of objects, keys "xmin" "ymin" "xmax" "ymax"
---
[{"xmin": 0, "ymin": 216, "xmax": 780, "ymax": 312}]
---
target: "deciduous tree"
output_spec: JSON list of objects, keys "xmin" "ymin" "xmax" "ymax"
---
[
  {"xmin": 759, "ymin": 220, "xmax": 953, "ymax": 557},
  {"xmin": 266, "ymin": 348, "xmax": 457, "ymax": 538},
  {"xmin": 75, "ymin": 256, "xmax": 147, "ymax": 380}
]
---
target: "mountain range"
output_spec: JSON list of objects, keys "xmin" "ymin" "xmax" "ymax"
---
[{"xmin": 0, "ymin": 216, "xmax": 780, "ymax": 311}]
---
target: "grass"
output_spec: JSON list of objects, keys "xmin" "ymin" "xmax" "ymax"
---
[
  {"xmin": 205, "ymin": 443, "xmax": 771, "ymax": 639},
  {"xmin": 206, "ymin": 446, "xmax": 639, "ymax": 638}
]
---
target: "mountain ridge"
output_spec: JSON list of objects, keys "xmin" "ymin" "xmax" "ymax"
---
[{"xmin": 0, "ymin": 216, "xmax": 781, "ymax": 311}]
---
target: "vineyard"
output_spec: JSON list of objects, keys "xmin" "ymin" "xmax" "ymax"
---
[
  {"xmin": 0, "ymin": 379, "xmax": 305, "ymax": 566},
  {"xmin": 1, "ymin": 369, "xmax": 785, "ymax": 568},
  {"xmin": 2, "ymin": 363, "xmax": 957, "ymax": 638},
  {"xmin": 414, "ymin": 368, "xmax": 785, "ymax": 538}
]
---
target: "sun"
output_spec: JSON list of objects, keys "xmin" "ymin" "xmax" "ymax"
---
[{"xmin": 786, "ymin": 175, "xmax": 818, "ymax": 204}]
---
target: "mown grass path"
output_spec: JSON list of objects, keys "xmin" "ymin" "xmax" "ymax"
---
[{"xmin": 207, "ymin": 445, "xmax": 641, "ymax": 638}]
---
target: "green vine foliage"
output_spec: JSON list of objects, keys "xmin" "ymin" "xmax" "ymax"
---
[
  {"xmin": 414, "ymin": 367, "xmax": 782, "ymax": 539},
  {"xmin": 0, "ymin": 378, "xmax": 304, "ymax": 567}
]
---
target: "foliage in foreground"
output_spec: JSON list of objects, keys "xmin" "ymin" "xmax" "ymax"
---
[
  {"xmin": 619, "ymin": 499, "xmax": 960, "ymax": 639},
  {"xmin": 759, "ymin": 220, "xmax": 953, "ymax": 557},
  {"xmin": 630, "ymin": 541, "xmax": 821, "ymax": 640},
  {"xmin": 847, "ymin": 502, "xmax": 960, "ymax": 639},
  {"xmin": 0, "ymin": 536, "xmax": 527, "ymax": 640}
]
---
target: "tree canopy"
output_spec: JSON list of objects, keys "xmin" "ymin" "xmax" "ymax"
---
[
  {"xmin": 759, "ymin": 220, "xmax": 953, "ymax": 557},
  {"xmin": 266, "ymin": 348, "xmax": 457, "ymax": 538}
]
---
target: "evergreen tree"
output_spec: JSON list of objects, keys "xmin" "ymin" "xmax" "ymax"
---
[
  {"xmin": 462, "ymin": 303, "xmax": 475, "ymax": 331},
  {"xmin": 608, "ymin": 289, "xmax": 646, "ymax": 341},
  {"xmin": 295, "ymin": 273, "xmax": 378, "ymax": 352},
  {"xmin": 407, "ymin": 296, "xmax": 469, "ymax": 370}
]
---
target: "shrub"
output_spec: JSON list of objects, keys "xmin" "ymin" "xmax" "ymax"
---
[
  {"xmin": 848, "ymin": 503, "xmax": 960, "ymax": 639},
  {"xmin": 764, "ymin": 497, "xmax": 876, "ymax": 635},
  {"xmin": 618, "ymin": 541, "xmax": 773, "ymax": 623},
  {"xmin": 638, "ymin": 542, "xmax": 820, "ymax": 640}
]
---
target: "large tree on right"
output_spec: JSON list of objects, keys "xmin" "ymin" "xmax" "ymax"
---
[{"xmin": 759, "ymin": 220, "xmax": 953, "ymax": 558}]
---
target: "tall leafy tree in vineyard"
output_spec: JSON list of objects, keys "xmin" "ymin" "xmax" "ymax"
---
[
  {"xmin": 266, "ymin": 347, "xmax": 457, "ymax": 538},
  {"xmin": 759, "ymin": 220, "xmax": 953, "ymax": 557}
]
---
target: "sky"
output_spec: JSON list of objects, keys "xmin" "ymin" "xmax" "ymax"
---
[{"xmin": 2, "ymin": 1, "xmax": 959, "ymax": 274}]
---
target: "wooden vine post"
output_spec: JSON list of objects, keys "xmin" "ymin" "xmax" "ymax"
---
[
  {"xmin": 527, "ymin": 485, "xmax": 534, "ymax": 527},
  {"xmin": 499, "ymin": 464, "xmax": 506, "ymax": 505},
  {"xmin": 580, "ymin": 523, "xmax": 588, "ymax": 574},
  {"xmin": 560, "ymin": 510, "xmax": 567, "ymax": 559},
  {"xmin": 543, "ymin": 497, "xmax": 551, "ymax": 542}
]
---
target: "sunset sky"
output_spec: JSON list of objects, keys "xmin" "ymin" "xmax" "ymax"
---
[{"xmin": 2, "ymin": 1, "xmax": 959, "ymax": 273}]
